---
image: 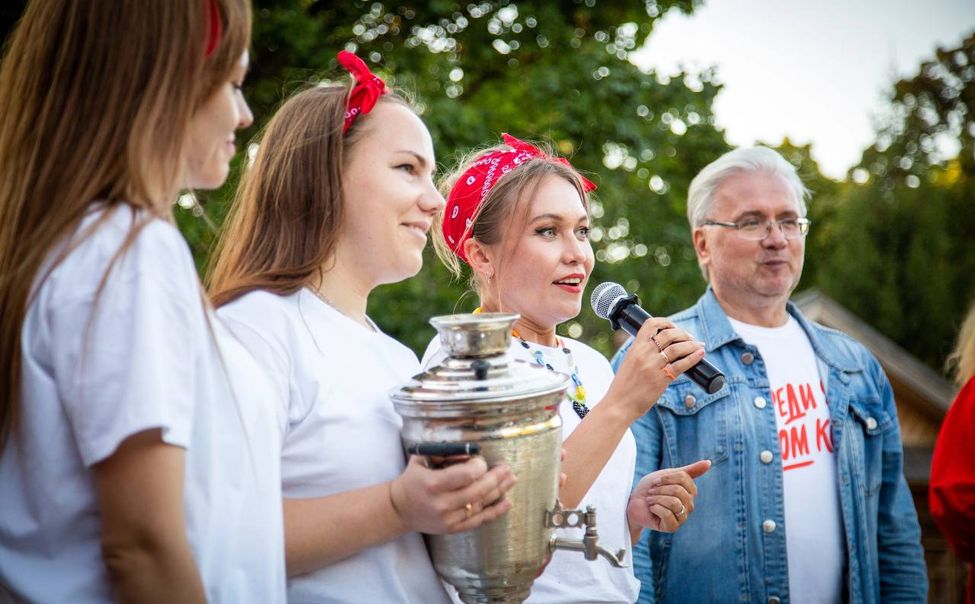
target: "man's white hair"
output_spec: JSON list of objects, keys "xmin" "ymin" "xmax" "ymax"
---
[{"xmin": 687, "ymin": 146, "xmax": 811, "ymax": 282}]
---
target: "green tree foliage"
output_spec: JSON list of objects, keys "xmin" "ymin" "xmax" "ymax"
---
[
  {"xmin": 809, "ymin": 32, "xmax": 975, "ymax": 372},
  {"xmin": 7, "ymin": 3, "xmax": 966, "ymax": 370},
  {"xmin": 0, "ymin": 0, "xmax": 725, "ymax": 356},
  {"xmin": 209, "ymin": 1, "xmax": 727, "ymax": 354}
]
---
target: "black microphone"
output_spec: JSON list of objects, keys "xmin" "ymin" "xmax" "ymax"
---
[{"xmin": 591, "ymin": 282, "xmax": 726, "ymax": 394}]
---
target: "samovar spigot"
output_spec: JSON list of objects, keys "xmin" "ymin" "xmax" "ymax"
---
[{"xmin": 547, "ymin": 505, "xmax": 628, "ymax": 568}]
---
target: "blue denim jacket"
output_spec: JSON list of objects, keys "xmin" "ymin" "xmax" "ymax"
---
[{"xmin": 611, "ymin": 289, "xmax": 927, "ymax": 604}]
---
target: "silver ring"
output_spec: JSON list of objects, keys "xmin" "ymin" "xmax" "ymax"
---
[
  {"xmin": 677, "ymin": 503, "xmax": 686, "ymax": 517},
  {"xmin": 660, "ymin": 350, "xmax": 670, "ymax": 364},
  {"xmin": 651, "ymin": 335, "xmax": 663, "ymax": 352}
]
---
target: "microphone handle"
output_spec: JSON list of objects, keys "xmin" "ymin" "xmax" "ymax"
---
[{"xmin": 616, "ymin": 301, "xmax": 726, "ymax": 395}]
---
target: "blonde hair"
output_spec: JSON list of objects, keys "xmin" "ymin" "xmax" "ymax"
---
[
  {"xmin": 0, "ymin": 0, "xmax": 252, "ymax": 449},
  {"xmin": 947, "ymin": 301, "xmax": 975, "ymax": 386},
  {"xmin": 432, "ymin": 141, "xmax": 590, "ymax": 294},
  {"xmin": 207, "ymin": 85, "xmax": 414, "ymax": 307}
]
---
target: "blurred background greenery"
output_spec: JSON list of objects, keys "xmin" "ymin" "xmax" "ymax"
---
[{"xmin": 2, "ymin": 1, "xmax": 972, "ymax": 373}]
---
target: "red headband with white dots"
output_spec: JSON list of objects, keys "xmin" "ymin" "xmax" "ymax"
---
[{"xmin": 442, "ymin": 133, "xmax": 596, "ymax": 263}]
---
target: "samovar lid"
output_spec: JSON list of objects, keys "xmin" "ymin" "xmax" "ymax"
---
[{"xmin": 391, "ymin": 313, "xmax": 569, "ymax": 407}]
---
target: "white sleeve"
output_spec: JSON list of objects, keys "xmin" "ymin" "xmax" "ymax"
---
[
  {"xmin": 219, "ymin": 314, "xmax": 293, "ymax": 425},
  {"xmin": 420, "ymin": 336, "xmax": 447, "ymax": 370},
  {"xmin": 49, "ymin": 238, "xmax": 203, "ymax": 467}
]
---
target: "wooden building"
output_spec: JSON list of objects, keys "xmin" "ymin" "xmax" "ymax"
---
[{"xmin": 795, "ymin": 289, "xmax": 967, "ymax": 603}]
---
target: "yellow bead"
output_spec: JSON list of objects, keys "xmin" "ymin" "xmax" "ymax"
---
[{"xmin": 576, "ymin": 386, "xmax": 586, "ymax": 400}]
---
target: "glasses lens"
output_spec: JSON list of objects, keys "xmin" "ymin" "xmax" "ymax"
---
[
  {"xmin": 737, "ymin": 220, "xmax": 765, "ymax": 240},
  {"xmin": 735, "ymin": 219, "xmax": 810, "ymax": 240},
  {"xmin": 785, "ymin": 219, "xmax": 811, "ymax": 239}
]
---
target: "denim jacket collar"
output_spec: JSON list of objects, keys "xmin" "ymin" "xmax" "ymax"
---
[{"xmin": 693, "ymin": 287, "xmax": 862, "ymax": 375}]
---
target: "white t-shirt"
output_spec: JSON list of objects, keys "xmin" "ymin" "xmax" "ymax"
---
[
  {"xmin": 218, "ymin": 289, "xmax": 450, "ymax": 604},
  {"xmin": 422, "ymin": 335, "xmax": 641, "ymax": 604},
  {"xmin": 0, "ymin": 205, "xmax": 286, "ymax": 603},
  {"xmin": 729, "ymin": 316, "xmax": 844, "ymax": 604}
]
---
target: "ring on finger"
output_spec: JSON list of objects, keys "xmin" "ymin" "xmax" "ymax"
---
[
  {"xmin": 651, "ymin": 335, "xmax": 663, "ymax": 352},
  {"xmin": 677, "ymin": 503, "xmax": 686, "ymax": 517},
  {"xmin": 659, "ymin": 349, "xmax": 670, "ymax": 363},
  {"xmin": 663, "ymin": 365, "xmax": 676, "ymax": 380},
  {"xmin": 465, "ymin": 502, "xmax": 474, "ymax": 519}
]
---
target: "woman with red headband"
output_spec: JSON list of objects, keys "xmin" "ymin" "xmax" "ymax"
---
[
  {"xmin": 425, "ymin": 135, "xmax": 711, "ymax": 603},
  {"xmin": 207, "ymin": 52, "xmax": 515, "ymax": 602},
  {"xmin": 0, "ymin": 1, "xmax": 284, "ymax": 602}
]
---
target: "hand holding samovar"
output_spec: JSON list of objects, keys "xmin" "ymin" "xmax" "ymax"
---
[{"xmin": 392, "ymin": 313, "xmax": 625, "ymax": 604}]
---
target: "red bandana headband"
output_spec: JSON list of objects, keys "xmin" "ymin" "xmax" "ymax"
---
[
  {"xmin": 204, "ymin": 0, "xmax": 222, "ymax": 59},
  {"xmin": 442, "ymin": 133, "xmax": 596, "ymax": 263},
  {"xmin": 337, "ymin": 51, "xmax": 389, "ymax": 134}
]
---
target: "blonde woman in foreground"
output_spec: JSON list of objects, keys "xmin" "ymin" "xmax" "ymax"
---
[{"xmin": 0, "ymin": 1, "xmax": 285, "ymax": 601}]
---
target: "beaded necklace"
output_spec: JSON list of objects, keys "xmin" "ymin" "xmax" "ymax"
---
[{"xmin": 474, "ymin": 307, "xmax": 590, "ymax": 419}]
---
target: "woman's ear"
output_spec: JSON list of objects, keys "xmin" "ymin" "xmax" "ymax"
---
[{"xmin": 464, "ymin": 238, "xmax": 495, "ymax": 283}]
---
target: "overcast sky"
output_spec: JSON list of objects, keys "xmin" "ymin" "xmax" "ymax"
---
[{"xmin": 630, "ymin": 0, "xmax": 975, "ymax": 179}]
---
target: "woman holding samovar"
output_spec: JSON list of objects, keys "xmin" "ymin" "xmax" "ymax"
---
[{"xmin": 424, "ymin": 134, "xmax": 711, "ymax": 603}]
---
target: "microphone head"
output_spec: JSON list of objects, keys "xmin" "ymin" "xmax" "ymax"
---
[{"xmin": 591, "ymin": 282, "xmax": 628, "ymax": 320}]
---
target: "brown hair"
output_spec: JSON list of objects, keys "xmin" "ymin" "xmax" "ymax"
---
[
  {"xmin": 0, "ymin": 0, "xmax": 252, "ymax": 449},
  {"xmin": 947, "ymin": 301, "xmax": 975, "ymax": 386},
  {"xmin": 207, "ymin": 85, "xmax": 413, "ymax": 307},
  {"xmin": 432, "ymin": 141, "xmax": 590, "ymax": 293}
]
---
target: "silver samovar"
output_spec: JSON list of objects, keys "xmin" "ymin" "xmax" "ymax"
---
[{"xmin": 391, "ymin": 313, "xmax": 626, "ymax": 604}]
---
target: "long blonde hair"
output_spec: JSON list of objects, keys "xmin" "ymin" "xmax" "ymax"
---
[
  {"xmin": 0, "ymin": 0, "xmax": 252, "ymax": 449},
  {"xmin": 947, "ymin": 301, "xmax": 975, "ymax": 386},
  {"xmin": 207, "ymin": 85, "xmax": 413, "ymax": 307}
]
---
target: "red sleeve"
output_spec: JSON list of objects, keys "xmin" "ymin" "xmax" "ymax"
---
[{"xmin": 930, "ymin": 376, "xmax": 975, "ymax": 563}]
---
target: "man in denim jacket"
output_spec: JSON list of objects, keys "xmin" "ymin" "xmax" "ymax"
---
[{"xmin": 612, "ymin": 147, "xmax": 927, "ymax": 603}]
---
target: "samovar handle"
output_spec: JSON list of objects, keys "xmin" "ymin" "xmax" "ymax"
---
[{"xmin": 547, "ymin": 505, "xmax": 628, "ymax": 568}]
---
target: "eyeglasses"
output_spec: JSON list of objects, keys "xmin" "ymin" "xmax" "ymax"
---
[{"xmin": 701, "ymin": 217, "xmax": 811, "ymax": 240}]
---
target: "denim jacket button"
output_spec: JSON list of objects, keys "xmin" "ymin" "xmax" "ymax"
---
[
  {"xmin": 762, "ymin": 519, "xmax": 776, "ymax": 533},
  {"xmin": 768, "ymin": 597, "xmax": 782, "ymax": 604},
  {"xmin": 684, "ymin": 394, "xmax": 697, "ymax": 408},
  {"xmin": 741, "ymin": 352, "xmax": 755, "ymax": 365},
  {"xmin": 866, "ymin": 417, "xmax": 878, "ymax": 430},
  {"xmin": 753, "ymin": 396, "xmax": 767, "ymax": 409},
  {"xmin": 760, "ymin": 450, "xmax": 773, "ymax": 464}
]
